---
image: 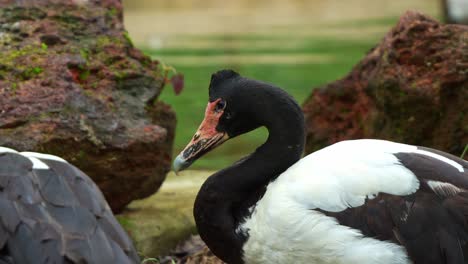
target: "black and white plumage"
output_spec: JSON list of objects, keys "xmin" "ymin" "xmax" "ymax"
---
[
  {"xmin": 0, "ymin": 147, "xmax": 139, "ymax": 264},
  {"xmin": 173, "ymin": 69, "xmax": 468, "ymax": 264}
]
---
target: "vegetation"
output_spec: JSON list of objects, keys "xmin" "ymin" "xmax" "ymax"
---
[{"xmin": 144, "ymin": 20, "xmax": 396, "ymax": 169}]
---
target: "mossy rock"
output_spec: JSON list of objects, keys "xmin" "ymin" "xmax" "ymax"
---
[
  {"xmin": 0, "ymin": 0, "xmax": 176, "ymax": 213},
  {"xmin": 303, "ymin": 11, "xmax": 468, "ymax": 157}
]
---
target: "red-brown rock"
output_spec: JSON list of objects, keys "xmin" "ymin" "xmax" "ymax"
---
[
  {"xmin": 0, "ymin": 0, "xmax": 176, "ymax": 212},
  {"xmin": 303, "ymin": 11, "xmax": 467, "ymax": 158}
]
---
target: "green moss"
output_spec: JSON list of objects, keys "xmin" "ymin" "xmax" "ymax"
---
[
  {"xmin": 114, "ymin": 71, "xmax": 126, "ymax": 81},
  {"xmin": 83, "ymin": 90, "xmax": 93, "ymax": 97},
  {"xmin": 2, "ymin": 6, "xmax": 46, "ymax": 21},
  {"xmin": 60, "ymin": 104, "xmax": 75, "ymax": 116},
  {"xmin": 52, "ymin": 13, "xmax": 81, "ymax": 24},
  {"xmin": 94, "ymin": 35, "xmax": 129, "ymax": 52},
  {"xmin": 96, "ymin": 36, "xmax": 112, "ymax": 47},
  {"xmin": 41, "ymin": 43, "xmax": 48, "ymax": 51},
  {"xmin": 20, "ymin": 66, "xmax": 43, "ymax": 80},
  {"xmin": 0, "ymin": 32, "xmax": 12, "ymax": 45},
  {"xmin": 33, "ymin": 67, "xmax": 43, "ymax": 74},
  {"xmin": 49, "ymin": 7, "xmax": 93, "ymax": 35},
  {"xmin": 381, "ymin": 50, "xmax": 389, "ymax": 64},
  {"xmin": 123, "ymin": 31, "xmax": 134, "ymax": 47},
  {"xmin": 0, "ymin": 44, "xmax": 47, "ymax": 74},
  {"xmin": 76, "ymin": 150, "xmax": 86, "ymax": 160},
  {"xmin": 80, "ymin": 48, "xmax": 89, "ymax": 61},
  {"xmin": 0, "ymin": 65, "xmax": 7, "ymax": 80},
  {"xmin": 79, "ymin": 68, "xmax": 90, "ymax": 81},
  {"xmin": 107, "ymin": 7, "xmax": 118, "ymax": 17},
  {"xmin": 10, "ymin": 83, "xmax": 18, "ymax": 95}
]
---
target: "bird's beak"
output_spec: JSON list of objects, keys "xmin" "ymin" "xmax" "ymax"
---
[{"xmin": 173, "ymin": 99, "xmax": 229, "ymax": 173}]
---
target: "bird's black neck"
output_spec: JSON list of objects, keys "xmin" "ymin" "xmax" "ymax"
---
[{"xmin": 194, "ymin": 91, "xmax": 305, "ymax": 264}]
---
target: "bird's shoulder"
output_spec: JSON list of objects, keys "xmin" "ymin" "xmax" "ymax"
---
[{"xmin": 271, "ymin": 139, "xmax": 467, "ymax": 212}]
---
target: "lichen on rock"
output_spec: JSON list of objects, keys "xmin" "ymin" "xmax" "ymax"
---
[{"xmin": 0, "ymin": 0, "xmax": 176, "ymax": 212}]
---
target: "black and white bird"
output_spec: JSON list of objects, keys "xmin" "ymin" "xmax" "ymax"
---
[
  {"xmin": 173, "ymin": 70, "xmax": 468, "ymax": 264},
  {"xmin": 0, "ymin": 147, "xmax": 139, "ymax": 263}
]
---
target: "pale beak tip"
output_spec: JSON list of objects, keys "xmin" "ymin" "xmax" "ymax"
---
[{"xmin": 173, "ymin": 154, "xmax": 187, "ymax": 175}]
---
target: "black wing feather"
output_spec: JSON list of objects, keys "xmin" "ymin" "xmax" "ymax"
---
[
  {"xmin": 0, "ymin": 151, "xmax": 140, "ymax": 263},
  {"xmin": 35, "ymin": 168, "xmax": 78, "ymax": 207},
  {"xmin": 44, "ymin": 160, "xmax": 108, "ymax": 216},
  {"xmin": 0, "ymin": 199, "xmax": 20, "ymax": 234},
  {"xmin": 0, "ymin": 223, "xmax": 6, "ymax": 250},
  {"xmin": 324, "ymin": 147, "xmax": 468, "ymax": 264},
  {"xmin": 395, "ymin": 146, "xmax": 468, "ymax": 190},
  {"xmin": 8, "ymin": 223, "xmax": 47, "ymax": 264}
]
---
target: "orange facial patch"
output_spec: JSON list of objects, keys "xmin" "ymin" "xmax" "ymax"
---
[
  {"xmin": 179, "ymin": 99, "xmax": 228, "ymax": 161},
  {"xmin": 192, "ymin": 98, "xmax": 224, "ymax": 141}
]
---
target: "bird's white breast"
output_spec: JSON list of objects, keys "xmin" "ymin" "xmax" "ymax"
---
[
  {"xmin": 239, "ymin": 183, "xmax": 411, "ymax": 264},
  {"xmin": 238, "ymin": 140, "xmax": 423, "ymax": 264}
]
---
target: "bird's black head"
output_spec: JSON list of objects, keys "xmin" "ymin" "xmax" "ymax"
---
[
  {"xmin": 208, "ymin": 69, "xmax": 265, "ymax": 138},
  {"xmin": 173, "ymin": 69, "xmax": 302, "ymax": 172}
]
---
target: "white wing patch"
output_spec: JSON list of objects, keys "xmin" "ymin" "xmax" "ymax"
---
[
  {"xmin": 276, "ymin": 140, "xmax": 420, "ymax": 212},
  {"xmin": 413, "ymin": 149, "xmax": 464, "ymax": 172},
  {"xmin": 26, "ymin": 156, "xmax": 50, "ymax": 170},
  {"xmin": 1, "ymin": 147, "xmax": 68, "ymax": 170},
  {"xmin": 272, "ymin": 139, "xmax": 464, "ymax": 212},
  {"xmin": 0, "ymin": 147, "xmax": 18, "ymax": 154},
  {"xmin": 20, "ymin": 152, "xmax": 68, "ymax": 163},
  {"xmin": 427, "ymin": 180, "xmax": 464, "ymax": 197}
]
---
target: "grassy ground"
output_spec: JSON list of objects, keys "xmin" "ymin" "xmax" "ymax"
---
[
  {"xmin": 144, "ymin": 29, "xmax": 388, "ymax": 169},
  {"xmin": 124, "ymin": 0, "xmax": 439, "ymax": 170},
  {"xmin": 123, "ymin": 0, "xmax": 440, "ymax": 170},
  {"xmin": 119, "ymin": 171, "xmax": 213, "ymax": 261},
  {"xmin": 124, "ymin": 1, "xmax": 439, "ymax": 170}
]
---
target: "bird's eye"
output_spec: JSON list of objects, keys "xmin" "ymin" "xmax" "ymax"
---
[{"xmin": 215, "ymin": 99, "xmax": 226, "ymax": 112}]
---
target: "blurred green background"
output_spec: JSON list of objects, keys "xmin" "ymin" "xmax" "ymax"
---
[{"xmin": 123, "ymin": 0, "xmax": 440, "ymax": 170}]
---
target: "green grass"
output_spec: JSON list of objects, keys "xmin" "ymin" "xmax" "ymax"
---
[
  {"xmin": 147, "ymin": 34, "xmax": 379, "ymax": 170},
  {"xmin": 328, "ymin": 16, "xmax": 400, "ymax": 28},
  {"xmin": 462, "ymin": 144, "xmax": 468, "ymax": 159},
  {"xmin": 143, "ymin": 37, "xmax": 375, "ymax": 56}
]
